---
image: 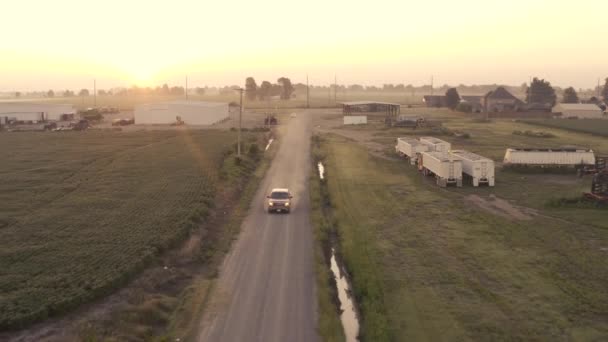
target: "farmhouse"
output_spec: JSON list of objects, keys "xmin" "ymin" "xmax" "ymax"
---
[
  {"xmin": 134, "ymin": 101, "xmax": 229, "ymax": 125},
  {"xmin": 0, "ymin": 102, "xmax": 75, "ymax": 122},
  {"xmin": 483, "ymin": 87, "xmax": 525, "ymax": 112},
  {"xmin": 552, "ymin": 103, "xmax": 604, "ymax": 119}
]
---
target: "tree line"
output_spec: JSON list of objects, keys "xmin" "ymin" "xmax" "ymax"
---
[
  {"xmin": 444, "ymin": 77, "xmax": 608, "ymax": 112},
  {"xmin": 245, "ymin": 77, "xmax": 295, "ymax": 101}
]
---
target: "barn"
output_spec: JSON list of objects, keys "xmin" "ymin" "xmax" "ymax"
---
[
  {"xmin": 0, "ymin": 102, "xmax": 76, "ymax": 122},
  {"xmin": 134, "ymin": 101, "xmax": 229, "ymax": 125},
  {"xmin": 552, "ymin": 103, "xmax": 604, "ymax": 119}
]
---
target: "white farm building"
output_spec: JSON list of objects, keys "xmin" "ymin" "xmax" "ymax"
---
[
  {"xmin": 552, "ymin": 103, "xmax": 604, "ymax": 119},
  {"xmin": 134, "ymin": 101, "xmax": 229, "ymax": 125},
  {"xmin": 0, "ymin": 102, "xmax": 75, "ymax": 122}
]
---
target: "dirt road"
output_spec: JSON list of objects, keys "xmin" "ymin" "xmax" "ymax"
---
[{"xmin": 197, "ymin": 112, "xmax": 318, "ymax": 342}]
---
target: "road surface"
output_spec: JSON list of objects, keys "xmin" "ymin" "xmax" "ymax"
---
[{"xmin": 197, "ymin": 112, "xmax": 318, "ymax": 342}]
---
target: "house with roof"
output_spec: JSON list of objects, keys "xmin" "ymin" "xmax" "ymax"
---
[
  {"xmin": 552, "ymin": 103, "xmax": 605, "ymax": 119},
  {"xmin": 483, "ymin": 87, "xmax": 525, "ymax": 112}
]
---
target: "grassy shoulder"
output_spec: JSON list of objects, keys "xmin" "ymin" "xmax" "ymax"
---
[
  {"xmin": 310, "ymin": 135, "xmax": 346, "ymax": 342},
  {"xmin": 317, "ymin": 132, "xmax": 608, "ymax": 341}
]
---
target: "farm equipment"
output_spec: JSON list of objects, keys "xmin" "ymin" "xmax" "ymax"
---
[
  {"xmin": 392, "ymin": 117, "xmax": 426, "ymax": 129},
  {"xmin": 112, "ymin": 118, "xmax": 135, "ymax": 126},
  {"xmin": 70, "ymin": 119, "xmax": 89, "ymax": 131},
  {"xmin": 264, "ymin": 115, "xmax": 278, "ymax": 125},
  {"xmin": 583, "ymin": 156, "xmax": 608, "ymax": 204}
]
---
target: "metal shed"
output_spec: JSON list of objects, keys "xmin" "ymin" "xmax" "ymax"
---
[
  {"xmin": 340, "ymin": 101, "xmax": 401, "ymax": 125},
  {"xmin": 0, "ymin": 102, "xmax": 75, "ymax": 122},
  {"xmin": 134, "ymin": 101, "xmax": 229, "ymax": 125},
  {"xmin": 552, "ymin": 103, "xmax": 604, "ymax": 119}
]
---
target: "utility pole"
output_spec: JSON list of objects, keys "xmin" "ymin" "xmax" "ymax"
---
[
  {"xmin": 306, "ymin": 74, "xmax": 310, "ymax": 108},
  {"xmin": 334, "ymin": 74, "xmax": 337, "ymax": 105},
  {"xmin": 93, "ymin": 79, "xmax": 97, "ymax": 107},
  {"xmin": 185, "ymin": 76, "xmax": 188, "ymax": 100},
  {"xmin": 598, "ymin": 78, "xmax": 601, "ymax": 98},
  {"xmin": 430, "ymin": 76, "xmax": 434, "ymax": 96},
  {"xmin": 234, "ymin": 87, "xmax": 244, "ymax": 156}
]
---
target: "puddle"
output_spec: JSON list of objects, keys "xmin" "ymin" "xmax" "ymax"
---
[
  {"xmin": 318, "ymin": 162, "xmax": 325, "ymax": 179},
  {"xmin": 330, "ymin": 248, "xmax": 359, "ymax": 342},
  {"xmin": 265, "ymin": 139, "xmax": 274, "ymax": 151}
]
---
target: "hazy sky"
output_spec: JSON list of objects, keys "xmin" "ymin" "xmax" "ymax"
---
[{"xmin": 1, "ymin": 0, "xmax": 607, "ymax": 91}]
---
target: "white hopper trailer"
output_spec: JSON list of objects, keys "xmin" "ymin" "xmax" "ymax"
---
[
  {"xmin": 419, "ymin": 151, "xmax": 463, "ymax": 187},
  {"xmin": 450, "ymin": 150, "xmax": 495, "ymax": 186},
  {"xmin": 419, "ymin": 136, "xmax": 451, "ymax": 153},
  {"xmin": 395, "ymin": 137, "xmax": 429, "ymax": 165},
  {"xmin": 503, "ymin": 148, "xmax": 595, "ymax": 167}
]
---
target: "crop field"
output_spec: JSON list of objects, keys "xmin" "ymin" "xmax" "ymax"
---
[
  {"xmin": 520, "ymin": 118, "xmax": 608, "ymax": 137},
  {"xmin": 315, "ymin": 133, "xmax": 608, "ymax": 341},
  {"xmin": 0, "ymin": 129, "xmax": 260, "ymax": 329},
  {"xmin": 7, "ymin": 91, "xmax": 424, "ymax": 111}
]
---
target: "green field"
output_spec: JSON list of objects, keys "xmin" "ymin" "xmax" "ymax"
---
[
  {"xmin": 0, "ymin": 129, "xmax": 262, "ymax": 329},
  {"xmin": 520, "ymin": 118, "xmax": 608, "ymax": 138},
  {"xmin": 315, "ymin": 113, "xmax": 608, "ymax": 340}
]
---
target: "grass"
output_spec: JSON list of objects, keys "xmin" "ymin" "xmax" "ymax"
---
[
  {"xmin": 520, "ymin": 118, "xmax": 608, "ymax": 138},
  {"xmin": 317, "ymin": 132, "xmax": 608, "ymax": 341},
  {"xmin": 310, "ymin": 135, "xmax": 346, "ymax": 342},
  {"xmin": 0, "ymin": 129, "xmax": 265, "ymax": 329}
]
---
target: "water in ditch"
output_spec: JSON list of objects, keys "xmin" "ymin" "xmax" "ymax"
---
[{"xmin": 330, "ymin": 247, "xmax": 360, "ymax": 341}]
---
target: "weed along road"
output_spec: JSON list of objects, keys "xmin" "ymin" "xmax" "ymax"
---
[{"xmin": 198, "ymin": 112, "xmax": 318, "ymax": 342}]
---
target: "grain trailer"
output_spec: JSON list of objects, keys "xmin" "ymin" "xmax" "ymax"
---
[
  {"xmin": 419, "ymin": 151, "xmax": 463, "ymax": 187},
  {"xmin": 450, "ymin": 150, "xmax": 495, "ymax": 186},
  {"xmin": 395, "ymin": 137, "xmax": 429, "ymax": 165},
  {"xmin": 503, "ymin": 148, "xmax": 595, "ymax": 167},
  {"xmin": 419, "ymin": 136, "xmax": 451, "ymax": 153}
]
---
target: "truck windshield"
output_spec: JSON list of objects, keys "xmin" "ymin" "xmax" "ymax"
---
[{"xmin": 271, "ymin": 192, "xmax": 289, "ymax": 199}]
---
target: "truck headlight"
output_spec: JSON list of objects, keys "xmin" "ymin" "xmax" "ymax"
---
[
  {"xmin": 285, "ymin": 202, "xmax": 290, "ymax": 206},
  {"xmin": 268, "ymin": 201, "xmax": 274, "ymax": 206}
]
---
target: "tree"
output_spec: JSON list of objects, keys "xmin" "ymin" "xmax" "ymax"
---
[
  {"xmin": 526, "ymin": 77, "xmax": 556, "ymax": 106},
  {"xmin": 258, "ymin": 81, "xmax": 272, "ymax": 100},
  {"xmin": 79, "ymin": 89, "xmax": 90, "ymax": 96},
  {"xmin": 63, "ymin": 90, "xmax": 74, "ymax": 97},
  {"xmin": 245, "ymin": 77, "xmax": 257, "ymax": 101},
  {"xmin": 602, "ymin": 77, "xmax": 608, "ymax": 103},
  {"xmin": 47, "ymin": 90, "xmax": 54, "ymax": 97},
  {"xmin": 445, "ymin": 88, "xmax": 460, "ymax": 110},
  {"xmin": 170, "ymin": 86, "xmax": 185, "ymax": 95},
  {"xmin": 277, "ymin": 77, "xmax": 294, "ymax": 100},
  {"xmin": 162, "ymin": 83, "xmax": 170, "ymax": 95},
  {"xmin": 98, "ymin": 89, "xmax": 107, "ymax": 96},
  {"xmin": 15, "ymin": 91, "xmax": 21, "ymax": 98},
  {"xmin": 195, "ymin": 87, "xmax": 205, "ymax": 96},
  {"xmin": 562, "ymin": 87, "xmax": 579, "ymax": 104}
]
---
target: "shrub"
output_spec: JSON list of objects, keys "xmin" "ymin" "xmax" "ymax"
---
[
  {"xmin": 456, "ymin": 102, "xmax": 473, "ymax": 113},
  {"xmin": 248, "ymin": 143, "xmax": 260, "ymax": 157}
]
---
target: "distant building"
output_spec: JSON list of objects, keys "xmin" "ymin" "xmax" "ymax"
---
[
  {"xmin": 552, "ymin": 103, "xmax": 604, "ymax": 119},
  {"xmin": 0, "ymin": 102, "xmax": 75, "ymax": 122},
  {"xmin": 483, "ymin": 87, "xmax": 525, "ymax": 112},
  {"xmin": 134, "ymin": 101, "xmax": 229, "ymax": 125},
  {"xmin": 460, "ymin": 96, "xmax": 483, "ymax": 112},
  {"xmin": 423, "ymin": 95, "xmax": 447, "ymax": 108}
]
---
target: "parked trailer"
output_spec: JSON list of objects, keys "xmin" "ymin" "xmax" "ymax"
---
[
  {"xmin": 503, "ymin": 148, "xmax": 595, "ymax": 167},
  {"xmin": 419, "ymin": 136, "xmax": 451, "ymax": 153},
  {"xmin": 419, "ymin": 151, "xmax": 463, "ymax": 187},
  {"xmin": 395, "ymin": 137, "xmax": 429, "ymax": 165},
  {"xmin": 450, "ymin": 150, "xmax": 495, "ymax": 186}
]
